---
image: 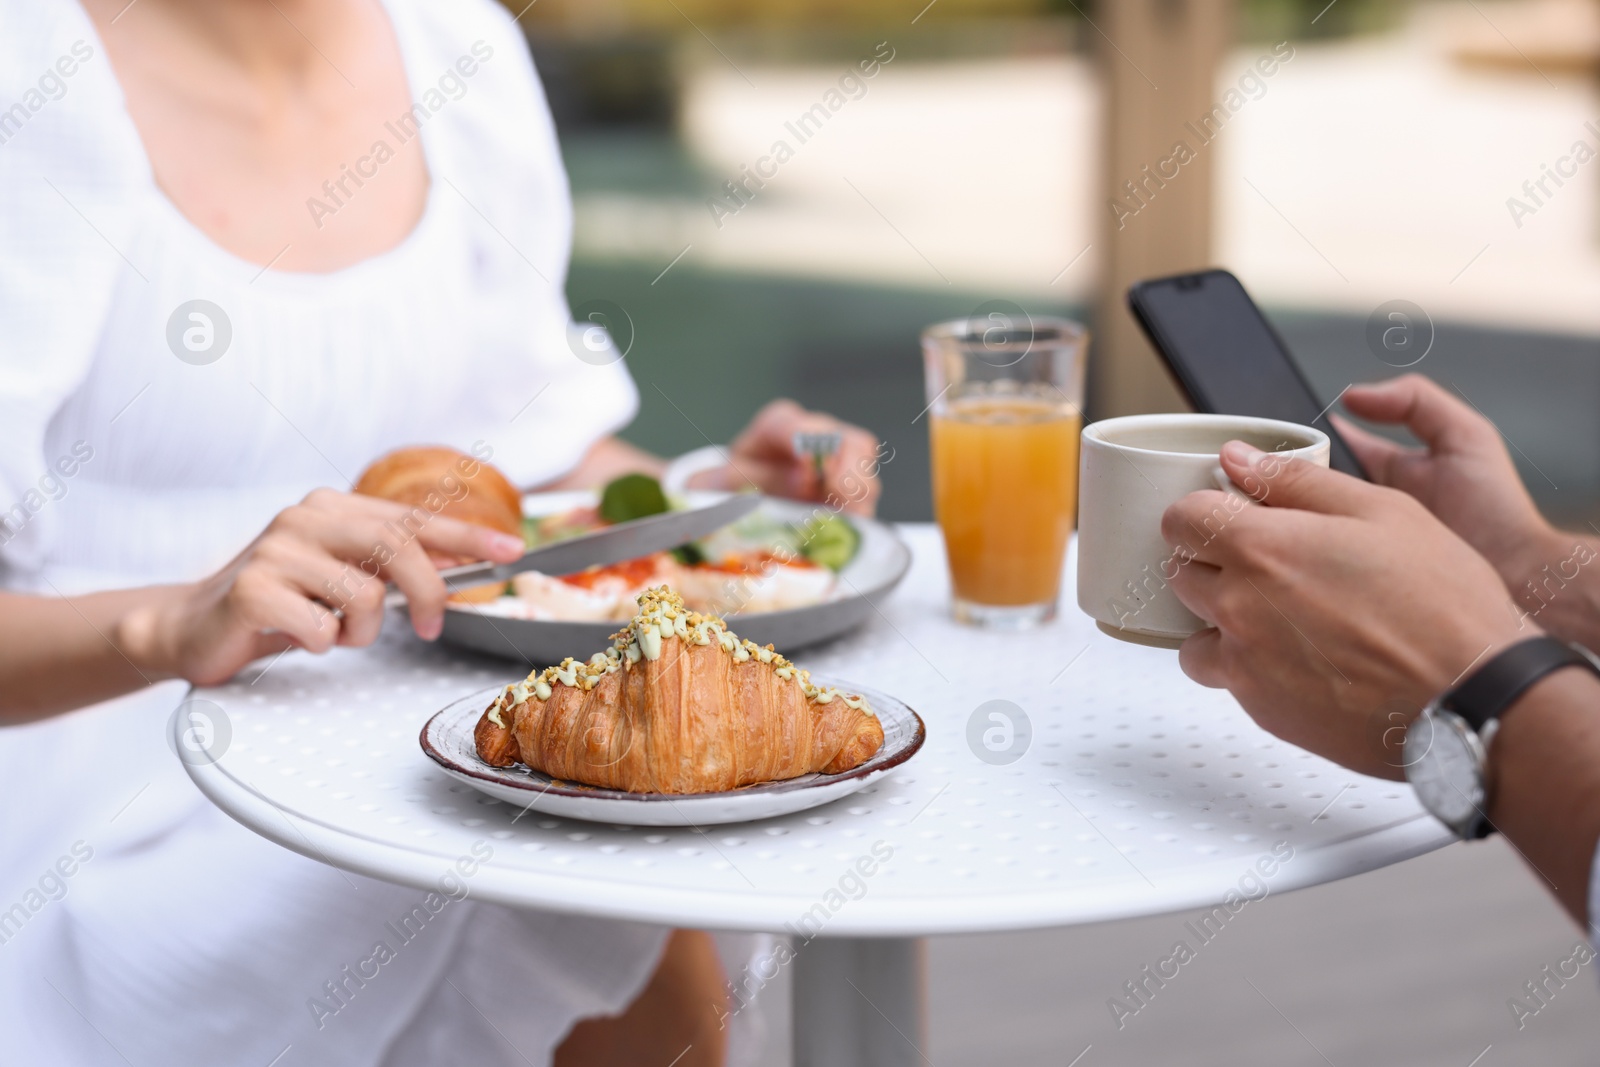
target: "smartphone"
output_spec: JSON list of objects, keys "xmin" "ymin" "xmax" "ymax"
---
[{"xmin": 1126, "ymin": 268, "xmax": 1368, "ymax": 479}]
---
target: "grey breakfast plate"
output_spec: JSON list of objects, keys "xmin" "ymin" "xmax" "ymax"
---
[
  {"xmin": 437, "ymin": 492, "xmax": 912, "ymax": 667},
  {"xmin": 419, "ymin": 677, "xmax": 925, "ymax": 826}
]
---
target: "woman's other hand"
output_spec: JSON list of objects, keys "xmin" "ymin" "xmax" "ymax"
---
[
  {"xmin": 690, "ymin": 400, "xmax": 885, "ymax": 515},
  {"xmin": 118, "ymin": 490, "xmax": 525, "ymax": 686}
]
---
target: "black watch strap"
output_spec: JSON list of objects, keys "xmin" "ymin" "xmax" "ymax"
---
[{"xmin": 1444, "ymin": 636, "xmax": 1596, "ymax": 731}]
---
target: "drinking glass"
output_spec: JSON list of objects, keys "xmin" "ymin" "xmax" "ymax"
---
[{"xmin": 921, "ymin": 315, "xmax": 1089, "ymax": 628}]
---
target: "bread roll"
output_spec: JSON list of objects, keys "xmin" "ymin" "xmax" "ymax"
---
[{"xmin": 355, "ymin": 446, "xmax": 523, "ymax": 602}]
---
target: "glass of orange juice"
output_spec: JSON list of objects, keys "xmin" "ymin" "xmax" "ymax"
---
[{"xmin": 922, "ymin": 315, "xmax": 1088, "ymax": 628}]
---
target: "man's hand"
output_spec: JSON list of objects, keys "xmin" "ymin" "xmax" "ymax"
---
[
  {"xmin": 1162, "ymin": 441, "xmax": 1531, "ymax": 779},
  {"xmin": 1335, "ymin": 374, "xmax": 1555, "ymax": 587},
  {"xmin": 690, "ymin": 399, "xmax": 884, "ymax": 515}
]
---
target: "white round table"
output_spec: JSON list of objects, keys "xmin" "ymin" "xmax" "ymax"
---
[{"xmin": 182, "ymin": 526, "xmax": 1451, "ymax": 1067}]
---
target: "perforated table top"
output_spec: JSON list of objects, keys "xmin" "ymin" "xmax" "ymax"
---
[{"xmin": 182, "ymin": 526, "xmax": 1451, "ymax": 936}]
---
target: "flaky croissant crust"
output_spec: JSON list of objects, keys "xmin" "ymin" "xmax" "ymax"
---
[{"xmin": 474, "ymin": 588, "xmax": 884, "ymax": 794}]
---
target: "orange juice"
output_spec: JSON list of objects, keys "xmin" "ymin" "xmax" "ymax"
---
[{"xmin": 930, "ymin": 395, "xmax": 1080, "ymax": 607}]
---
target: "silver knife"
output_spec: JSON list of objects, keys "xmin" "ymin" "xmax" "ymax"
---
[{"xmin": 383, "ymin": 493, "xmax": 760, "ymax": 609}]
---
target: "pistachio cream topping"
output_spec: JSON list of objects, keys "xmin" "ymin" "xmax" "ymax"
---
[{"xmin": 487, "ymin": 587, "xmax": 872, "ymax": 718}]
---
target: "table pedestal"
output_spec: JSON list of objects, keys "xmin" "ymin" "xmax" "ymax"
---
[{"xmin": 792, "ymin": 937, "xmax": 926, "ymax": 1067}]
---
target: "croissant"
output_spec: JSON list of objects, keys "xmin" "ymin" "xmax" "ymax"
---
[
  {"xmin": 475, "ymin": 588, "xmax": 884, "ymax": 793},
  {"xmin": 355, "ymin": 446, "xmax": 523, "ymax": 603}
]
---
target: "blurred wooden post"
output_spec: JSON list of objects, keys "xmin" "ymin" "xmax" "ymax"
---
[{"xmin": 1092, "ymin": 0, "xmax": 1237, "ymax": 418}]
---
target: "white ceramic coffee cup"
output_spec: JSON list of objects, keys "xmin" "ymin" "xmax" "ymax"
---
[{"xmin": 1076, "ymin": 413, "xmax": 1330, "ymax": 648}]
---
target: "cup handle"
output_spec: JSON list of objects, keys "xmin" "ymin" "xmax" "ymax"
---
[{"xmin": 1212, "ymin": 463, "xmax": 1262, "ymax": 505}]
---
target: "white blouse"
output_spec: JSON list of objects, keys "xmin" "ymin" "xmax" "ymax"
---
[
  {"xmin": 0, "ymin": 2, "xmax": 674, "ymax": 1064},
  {"xmin": 0, "ymin": 2, "xmax": 639, "ymax": 593}
]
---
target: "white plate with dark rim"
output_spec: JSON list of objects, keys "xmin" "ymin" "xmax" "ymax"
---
[
  {"xmin": 418, "ymin": 677, "xmax": 926, "ymax": 826},
  {"xmin": 436, "ymin": 491, "xmax": 912, "ymax": 667}
]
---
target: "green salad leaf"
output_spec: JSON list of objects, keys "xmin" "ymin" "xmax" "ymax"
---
[
  {"xmin": 796, "ymin": 513, "xmax": 860, "ymax": 571},
  {"xmin": 671, "ymin": 542, "xmax": 707, "ymax": 566},
  {"xmin": 598, "ymin": 473, "xmax": 670, "ymax": 524}
]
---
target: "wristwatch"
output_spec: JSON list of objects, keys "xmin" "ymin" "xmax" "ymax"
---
[{"xmin": 1405, "ymin": 636, "xmax": 1600, "ymax": 839}]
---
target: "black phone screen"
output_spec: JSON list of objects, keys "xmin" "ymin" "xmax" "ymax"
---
[{"xmin": 1127, "ymin": 269, "xmax": 1367, "ymax": 479}]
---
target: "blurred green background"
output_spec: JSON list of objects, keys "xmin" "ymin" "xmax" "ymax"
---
[{"xmin": 514, "ymin": 0, "xmax": 1600, "ymax": 526}]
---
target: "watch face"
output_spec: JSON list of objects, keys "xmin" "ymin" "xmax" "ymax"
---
[{"xmin": 1405, "ymin": 712, "xmax": 1484, "ymax": 830}]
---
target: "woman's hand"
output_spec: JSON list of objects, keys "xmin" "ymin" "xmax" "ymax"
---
[
  {"xmin": 118, "ymin": 489, "xmax": 525, "ymax": 686},
  {"xmin": 1334, "ymin": 374, "xmax": 1555, "ymax": 587},
  {"xmin": 689, "ymin": 400, "xmax": 884, "ymax": 516},
  {"xmin": 1162, "ymin": 442, "xmax": 1532, "ymax": 779}
]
